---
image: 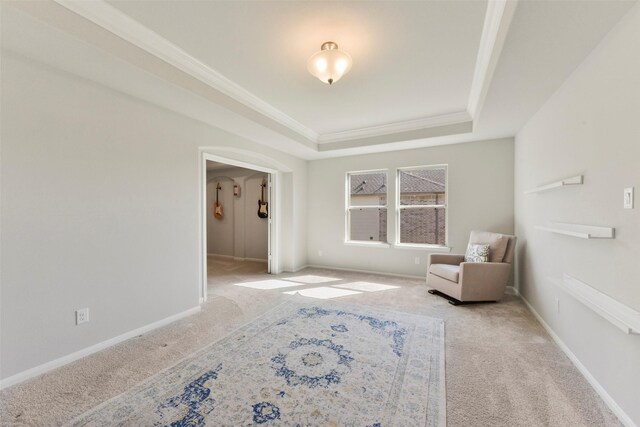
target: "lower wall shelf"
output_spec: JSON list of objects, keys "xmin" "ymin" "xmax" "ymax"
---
[
  {"xmin": 550, "ymin": 274, "xmax": 640, "ymax": 335},
  {"xmin": 535, "ymin": 222, "xmax": 615, "ymax": 239}
]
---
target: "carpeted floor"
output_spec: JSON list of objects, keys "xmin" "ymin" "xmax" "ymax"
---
[
  {"xmin": 69, "ymin": 299, "xmax": 446, "ymax": 426},
  {"xmin": 0, "ymin": 257, "xmax": 622, "ymax": 426}
]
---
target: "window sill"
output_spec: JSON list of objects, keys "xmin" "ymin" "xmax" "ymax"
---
[
  {"xmin": 393, "ymin": 243, "xmax": 452, "ymax": 252},
  {"xmin": 344, "ymin": 241, "xmax": 391, "ymax": 249}
]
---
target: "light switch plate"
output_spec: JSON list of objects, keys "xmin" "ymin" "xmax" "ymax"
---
[{"xmin": 624, "ymin": 187, "xmax": 634, "ymax": 209}]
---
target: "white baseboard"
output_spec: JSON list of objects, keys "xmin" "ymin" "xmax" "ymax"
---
[
  {"xmin": 235, "ymin": 257, "xmax": 268, "ymax": 263},
  {"xmin": 207, "ymin": 254, "xmax": 266, "ymax": 263},
  {"xmin": 306, "ymin": 264, "xmax": 424, "ymax": 281},
  {"xmin": 505, "ymin": 286, "xmax": 520, "ymax": 296},
  {"xmin": 520, "ymin": 295, "xmax": 636, "ymax": 427},
  {"xmin": 207, "ymin": 253, "xmax": 234, "ymax": 259},
  {"xmin": 0, "ymin": 306, "xmax": 201, "ymax": 390},
  {"xmin": 283, "ymin": 264, "xmax": 309, "ymax": 273}
]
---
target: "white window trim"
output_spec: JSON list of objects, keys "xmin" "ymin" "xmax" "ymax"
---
[
  {"xmin": 395, "ymin": 165, "xmax": 449, "ymax": 248},
  {"xmin": 345, "ymin": 169, "xmax": 389, "ymax": 245},
  {"xmin": 345, "ymin": 241, "xmax": 391, "ymax": 249},
  {"xmin": 393, "ymin": 243, "xmax": 452, "ymax": 252}
]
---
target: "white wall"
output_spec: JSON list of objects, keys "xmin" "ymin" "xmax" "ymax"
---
[
  {"xmin": 0, "ymin": 45, "xmax": 307, "ymax": 380},
  {"xmin": 206, "ymin": 168, "xmax": 268, "ymax": 260},
  {"xmin": 514, "ymin": 4, "xmax": 640, "ymax": 425},
  {"xmin": 307, "ymin": 138, "xmax": 514, "ymax": 277},
  {"xmin": 243, "ymin": 174, "xmax": 269, "ymax": 260},
  {"xmin": 207, "ymin": 177, "xmax": 235, "ymax": 257}
]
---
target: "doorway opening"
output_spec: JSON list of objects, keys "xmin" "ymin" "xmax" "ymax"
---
[{"xmin": 200, "ymin": 153, "xmax": 277, "ymax": 302}]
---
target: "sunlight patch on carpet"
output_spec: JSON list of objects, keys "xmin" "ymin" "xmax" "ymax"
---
[
  {"xmin": 283, "ymin": 287, "xmax": 361, "ymax": 299},
  {"xmin": 281, "ymin": 275, "xmax": 342, "ymax": 284},
  {"xmin": 333, "ymin": 281, "xmax": 400, "ymax": 292},
  {"xmin": 233, "ymin": 279, "xmax": 304, "ymax": 290}
]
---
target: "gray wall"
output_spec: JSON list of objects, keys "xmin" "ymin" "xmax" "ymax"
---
[
  {"xmin": 207, "ymin": 177, "xmax": 235, "ymax": 257},
  {"xmin": 206, "ymin": 168, "xmax": 268, "ymax": 260},
  {"xmin": 243, "ymin": 174, "xmax": 270, "ymax": 260},
  {"xmin": 0, "ymin": 52, "xmax": 307, "ymax": 380},
  {"xmin": 307, "ymin": 138, "xmax": 515, "ymax": 277},
  {"xmin": 514, "ymin": 4, "xmax": 640, "ymax": 424}
]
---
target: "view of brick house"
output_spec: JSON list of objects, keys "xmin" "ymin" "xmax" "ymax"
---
[{"xmin": 350, "ymin": 169, "xmax": 446, "ymax": 244}]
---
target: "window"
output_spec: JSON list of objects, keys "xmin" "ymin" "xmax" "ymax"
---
[
  {"xmin": 346, "ymin": 171, "xmax": 388, "ymax": 243},
  {"xmin": 397, "ymin": 166, "xmax": 447, "ymax": 246}
]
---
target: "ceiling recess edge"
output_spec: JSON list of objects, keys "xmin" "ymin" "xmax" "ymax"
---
[{"xmin": 52, "ymin": 0, "xmax": 515, "ymax": 151}]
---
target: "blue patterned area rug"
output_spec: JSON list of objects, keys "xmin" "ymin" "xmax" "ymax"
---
[{"xmin": 70, "ymin": 299, "xmax": 445, "ymax": 426}]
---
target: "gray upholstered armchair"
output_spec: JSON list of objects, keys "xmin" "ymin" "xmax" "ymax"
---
[{"xmin": 426, "ymin": 231, "xmax": 517, "ymax": 305}]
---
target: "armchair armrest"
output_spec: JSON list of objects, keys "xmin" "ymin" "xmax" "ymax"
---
[
  {"xmin": 459, "ymin": 262, "xmax": 511, "ymax": 301},
  {"xmin": 428, "ymin": 253, "xmax": 465, "ymax": 268}
]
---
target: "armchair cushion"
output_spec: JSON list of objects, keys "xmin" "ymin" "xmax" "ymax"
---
[
  {"xmin": 469, "ymin": 231, "xmax": 508, "ymax": 262},
  {"xmin": 429, "ymin": 264, "xmax": 460, "ymax": 283}
]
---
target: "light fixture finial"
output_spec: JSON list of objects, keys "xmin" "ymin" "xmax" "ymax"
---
[{"xmin": 321, "ymin": 41, "xmax": 338, "ymax": 51}]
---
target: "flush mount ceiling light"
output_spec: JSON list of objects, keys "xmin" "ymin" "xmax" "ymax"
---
[{"xmin": 307, "ymin": 41, "xmax": 352, "ymax": 85}]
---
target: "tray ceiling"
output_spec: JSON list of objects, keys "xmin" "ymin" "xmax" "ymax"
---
[
  {"xmin": 107, "ymin": 0, "xmax": 486, "ymax": 136},
  {"xmin": 2, "ymin": 0, "xmax": 636, "ymax": 159}
]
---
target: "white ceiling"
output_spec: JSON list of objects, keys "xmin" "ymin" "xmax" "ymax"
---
[
  {"xmin": 107, "ymin": 0, "xmax": 486, "ymax": 135},
  {"xmin": 2, "ymin": 0, "xmax": 637, "ymax": 159}
]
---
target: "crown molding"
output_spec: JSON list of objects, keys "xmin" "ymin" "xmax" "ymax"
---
[
  {"xmin": 53, "ymin": 0, "xmax": 319, "ymax": 142},
  {"xmin": 467, "ymin": 0, "xmax": 518, "ymax": 122},
  {"xmin": 317, "ymin": 111, "xmax": 472, "ymax": 144},
  {"xmin": 318, "ymin": 120, "xmax": 473, "ymax": 152},
  {"xmin": 50, "ymin": 0, "xmax": 514, "ymax": 152}
]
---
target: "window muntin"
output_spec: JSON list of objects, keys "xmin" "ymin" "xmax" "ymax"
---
[
  {"xmin": 397, "ymin": 166, "xmax": 447, "ymax": 246},
  {"xmin": 346, "ymin": 171, "xmax": 388, "ymax": 243}
]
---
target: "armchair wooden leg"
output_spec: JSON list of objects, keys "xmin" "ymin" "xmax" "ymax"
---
[
  {"xmin": 428, "ymin": 289, "xmax": 497, "ymax": 306},
  {"xmin": 428, "ymin": 289, "xmax": 463, "ymax": 305}
]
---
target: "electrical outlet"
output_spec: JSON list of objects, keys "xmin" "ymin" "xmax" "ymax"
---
[
  {"xmin": 318, "ymin": 250, "xmax": 323, "ymax": 257},
  {"xmin": 76, "ymin": 308, "xmax": 89, "ymax": 325},
  {"xmin": 414, "ymin": 256, "xmax": 420, "ymax": 265}
]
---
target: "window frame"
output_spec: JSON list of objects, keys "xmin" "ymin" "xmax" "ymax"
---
[
  {"xmin": 344, "ymin": 169, "xmax": 390, "ymax": 247},
  {"xmin": 395, "ymin": 164, "xmax": 449, "ymax": 249}
]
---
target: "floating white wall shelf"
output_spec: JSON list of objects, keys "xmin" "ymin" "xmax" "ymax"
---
[
  {"xmin": 550, "ymin": 274, "xmax": 640, "ymax": 335},
  {"xmin": 524, "ymin": 175, "xmax": 583, "ymax": 194},
  {"xmin": 535, "ymin": 222, "xmax": 614, "ymax": 239}
]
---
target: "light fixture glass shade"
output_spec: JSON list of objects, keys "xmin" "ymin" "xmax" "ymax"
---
[{"xmin": 307, "ymin": 42, "xmax": 352, "ymax": 85}]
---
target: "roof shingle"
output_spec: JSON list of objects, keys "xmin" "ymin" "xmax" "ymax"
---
[{"xmin": 350, "ymin": 169, "xmax": 445, "ymax": 195}]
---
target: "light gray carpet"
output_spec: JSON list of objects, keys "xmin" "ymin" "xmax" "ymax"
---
[{"xmin": 0, "ymin": 257, "xmax": 622, "ymax": 426}]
